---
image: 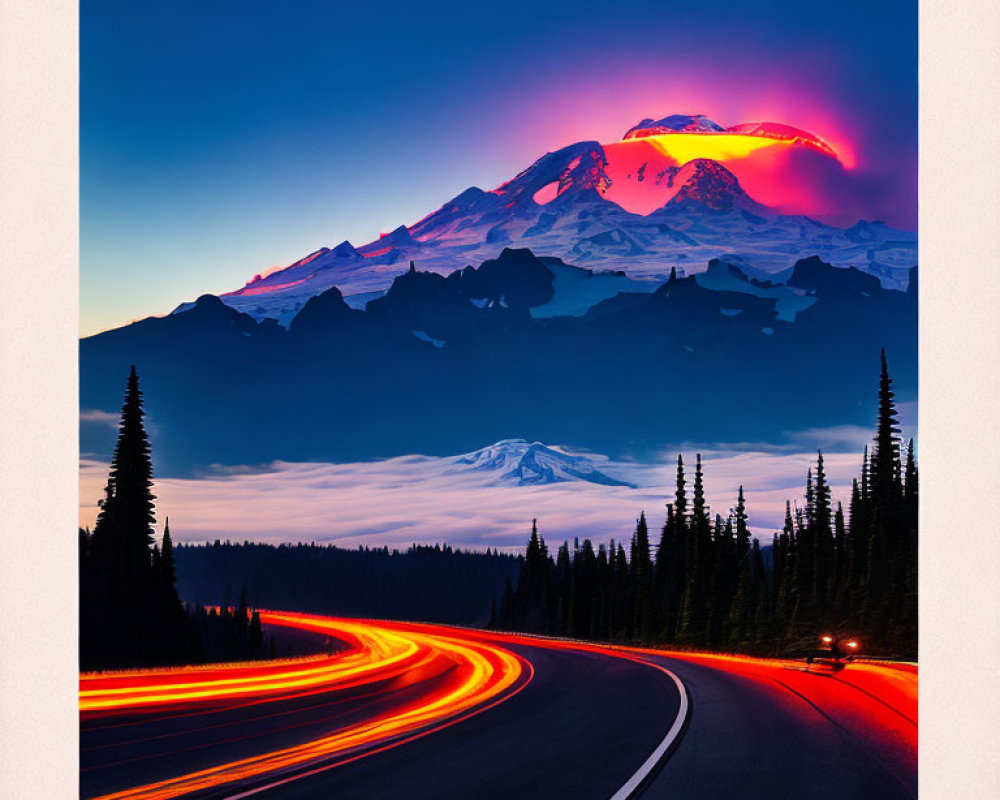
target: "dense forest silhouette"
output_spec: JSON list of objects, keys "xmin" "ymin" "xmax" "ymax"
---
[
  {"xmin": 80, "ymin": 252, "xmax": 916, "ymax": 476},
  {"xmin": 174, "ymin": 542, "xmax": 519, "ymax": 627},
  {"xmin": 494, "ymin": 351, "xmax": 917, "ymax": 658}
]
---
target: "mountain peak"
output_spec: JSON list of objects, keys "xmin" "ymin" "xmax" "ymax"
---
[
  {"xmin": 449, "ymin": 247, "xmax": 555, "ymax": 311},
  {"xmin": 288, "ymin": 284, "xmax": 358, "ymax": 337},
  {"xmin": 623, "ymin": 114, "xmax": 725, "ymax": 139},
  {"xmin": 661, "ymin": 159, "xmax": 752, "ymax": 212},
  {"xmin": 378, "ymin": 225, "xmax": 417, "ymax": 247},
  {"xmin": 457, "ymin": 439, "xmax": 635, "ymax": 487},
  {"xmin": 195, "ymin": 112, "xmax": 914, "ymax": 325},
  {"xmin": 194, "ymin": 293, "xmax": 227, "ymax": 310},
  {"xmin": 330, "ymin": 240, "xmax": 360, "ymax": 258},
  {"xmin": 787, "ymin": 256, "xmax": 883, "ymax": 295}
]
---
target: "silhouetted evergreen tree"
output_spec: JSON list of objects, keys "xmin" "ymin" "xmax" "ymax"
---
[
  {"xmin": 82, "ymin": 366, "xmax": 158, "ymax": 667},
  {"xmin": 726, "ymin": 489, "xmax": 755, "ymax": 648},
  {"xmin": 630, "ymin": 512, "xmax": 654, "ymax": 639},
  {"xmin": 81, "ymin": 367, "xmax": 273, "ymax": 669},
  {"xmin": 249, "ymin": 611, "xmax": 265, "ymax": 659},
  {"xmin": 679, "ymin": 455, "xmax": 712, "ymax": 643},
  {"xmin": 812, "ymin": 452, "xmax": 834, "ymax": 620},
  {"xmin": 508, "ymin": 519, "xmax": 555, "ymax": 633},
  {"xmin": 610, "ymin": 541, "xmax": 629, "ymax": 638},
  {"xmin": 656, "ymin": 455, "xmax": 689, "ymax": 640}
]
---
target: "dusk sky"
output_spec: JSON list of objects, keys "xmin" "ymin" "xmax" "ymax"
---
[{"xmin": 82, "ymin": 0, "xmax": 916, "ymax": 336}]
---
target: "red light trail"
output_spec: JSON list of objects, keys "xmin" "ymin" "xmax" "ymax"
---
[
  {"xmin": 81, "ymin": 613, "xmax": 528, "ymax": 800},
  {"xmin": 81, "ymin": 613, "xmax": 916, "ymax": 800}
]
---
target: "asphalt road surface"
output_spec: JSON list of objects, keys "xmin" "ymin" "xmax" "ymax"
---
[{"xmin": 80, "ymin": 616, "xmax": 916, "ymax": 800}]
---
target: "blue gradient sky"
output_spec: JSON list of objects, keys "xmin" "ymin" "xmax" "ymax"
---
[{"xmin": 82, "ymin": 0, "xmax": 916, "ymax": 336}]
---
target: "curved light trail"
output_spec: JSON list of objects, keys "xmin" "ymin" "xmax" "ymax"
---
[
  {"xmin": 81, "ymin": 613, "xmax": 916, "ymax": 800},
  {"xmin": 80, "ymin": 613, "xmax": 528, "ymax": 800}
]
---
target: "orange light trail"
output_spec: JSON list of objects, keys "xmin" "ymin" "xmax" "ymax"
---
[
  {"xmin": 80, "ymin": 616, "xmax": 420, "ymax": 712},
  {"xmin": 81, "ymin": 613, "xmax": 527, "ymax": 800},
  {"xmin": 82, "ymin": 615, "xmax": 916, "ymax": 800},
  {"xmin": 385, "ymin": 622, "xmax": 916, "ymax": 763}
]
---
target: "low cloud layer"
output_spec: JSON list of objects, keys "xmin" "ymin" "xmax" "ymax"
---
[{"xmin": 79, "ymin": 446, "xmax": 869, "ymax": 553}]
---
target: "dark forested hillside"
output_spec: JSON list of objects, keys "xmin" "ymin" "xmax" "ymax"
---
[
  {"xmin": 80, "ymin": 249, "xmax": 916, "ymax": 475},
  {"xmin": 174, "ymin": 542, "xmax": 520, "ymax": 627}
]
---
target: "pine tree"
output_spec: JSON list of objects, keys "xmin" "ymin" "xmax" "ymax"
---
[
  {"xmin": 159, "ymin": 519, "xmax": 181, "ymax": 609},
  {"xmin": 611, "ymin": 542, "xmax": 629, "ymax": 639},
  {"xmin": 775, "ymin": 500, "xmax": 798, "ymax": 644},
  {"xmin": 631, "ymin": 512, "xmax": 654, "ymax": 640},
  {"xmin": 83, "ymin": 366, "xmax": 159, "ymax": 668},
  {"xmin": 903, "ymin": 438, "xmax": 918, "ymax": 530},
  {"xmin": 734, "ymin": 486, "xmax": 750, "ymax": 565},
  {"xmin": 674, "ymin": 455, "xmax": 687, "ymax": 521},
  {"xmin": 556, "ymin": 541, "xmax": 572, "ymax": 633},
  {"xmin": 898, "ymin": 438, "xmax": 919, "ymax": 652},
  {"xmin": 805, "ymin": 467, "xmax": 815, "ymax": 526},
  {"xmin": 709, "ymin": 512, "xmax": 736, "ymax": 647},
  {"xmin": 249, "ymin": 611, "xmax": 264, "ymax": 659},
  {"xmin": 813, "ymin": 453, "xmax": 832, "ymax": 534},
  {"xmin": 748, "ymin": 539, "xmax": 768, "ymax": 646},
  {"xmin": 692, "ymin": 454, "xmax": 707, "ymax": 525},
  {"xmin": 725, "ymin": 488, "xmax": 753, "ymax": 648},
  {"xmin": 577, "ymin": 539, "xmax": 599, "ymax": 638},
  {"xmin": 812, "ymin": 451, "xmax": 833, "ymax": 615},
  {"xmin": 871, "ymin": 349, "xmax": 903, "ymax": 506},
  {"xmin": 92, "ymin": 366, "xmax": 157, "ymax": 569},
  {"xmin": 658, "ymin": 456, "xmax": 690, "ymax": 641},
  {"xmin": 864, "ymin": 351, "xmax": 906, "ymax": 643},
  {"xmin": 515, "ymin": 519, "xmax": 553, "ymax": 633},
  {"xmin": 679, "ymin": 454, "xmax": 711, "ymax": 644}
]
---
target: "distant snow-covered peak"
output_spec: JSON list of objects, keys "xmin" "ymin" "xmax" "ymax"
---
[{"xmin": 456, "ymin": 439, "xmax": 635, "ymax": 487}]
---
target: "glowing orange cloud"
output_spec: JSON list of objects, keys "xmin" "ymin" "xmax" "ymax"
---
[
  {"xmin": 500, "ymin": 66, "xmax": 895, "ymax": 224},
  {"xmin": 593, "ymin": 124, "xmax": 852, "ymax": 218}
]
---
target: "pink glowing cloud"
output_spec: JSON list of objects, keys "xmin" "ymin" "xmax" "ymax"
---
[{"xmin": 482, "ymin": 61, "xmax": 912, "ymax": 228}]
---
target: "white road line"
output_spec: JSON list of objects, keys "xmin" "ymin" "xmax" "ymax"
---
[
  {"xmin": 222, "ymin": 647, "xmax": 689, "ymax": 800},
  {"xmin": 609, "ymin": 659, "xmax": 690, "ymax": 800}
]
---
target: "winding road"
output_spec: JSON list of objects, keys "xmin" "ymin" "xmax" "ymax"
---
[{"xmin": 80, "ymin": 612, "xmax": 917, "ymax": 800}]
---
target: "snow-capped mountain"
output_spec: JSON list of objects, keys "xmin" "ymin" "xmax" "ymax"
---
[
  {"xmin": 623, "ymin": 113, "xmax": 725, "ymax": 137},
  {"xmin": 172, "ymin": 113, "xmax": 916, "ymax": 327},
  {"xmin": 457, "ymin": 440, "xmax": 635, "ymax": 488}
]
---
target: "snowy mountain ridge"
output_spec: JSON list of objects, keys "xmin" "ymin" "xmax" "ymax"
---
[
  {"xmin": 171, "ymin": 113, "xmax": 916, "ymax": 327},
  {"xmin": 456, "ymin": 439, "xmax": 636, "ymax": 488}
]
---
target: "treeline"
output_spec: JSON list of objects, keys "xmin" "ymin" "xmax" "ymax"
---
[
  {"xmin": 79, "ymin": 367, "xmax": 269, "ymax": 670},
  {"xmin": 187, "ymin": 591, "xmax": 269, "ymax": 663},
  {"xmin": 175, "ymin": 541, "xmax": 519, "ymax": 628},
  {"xmin": 495, "ymin": 352, "xmax": 917, "ymax": 658}
]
